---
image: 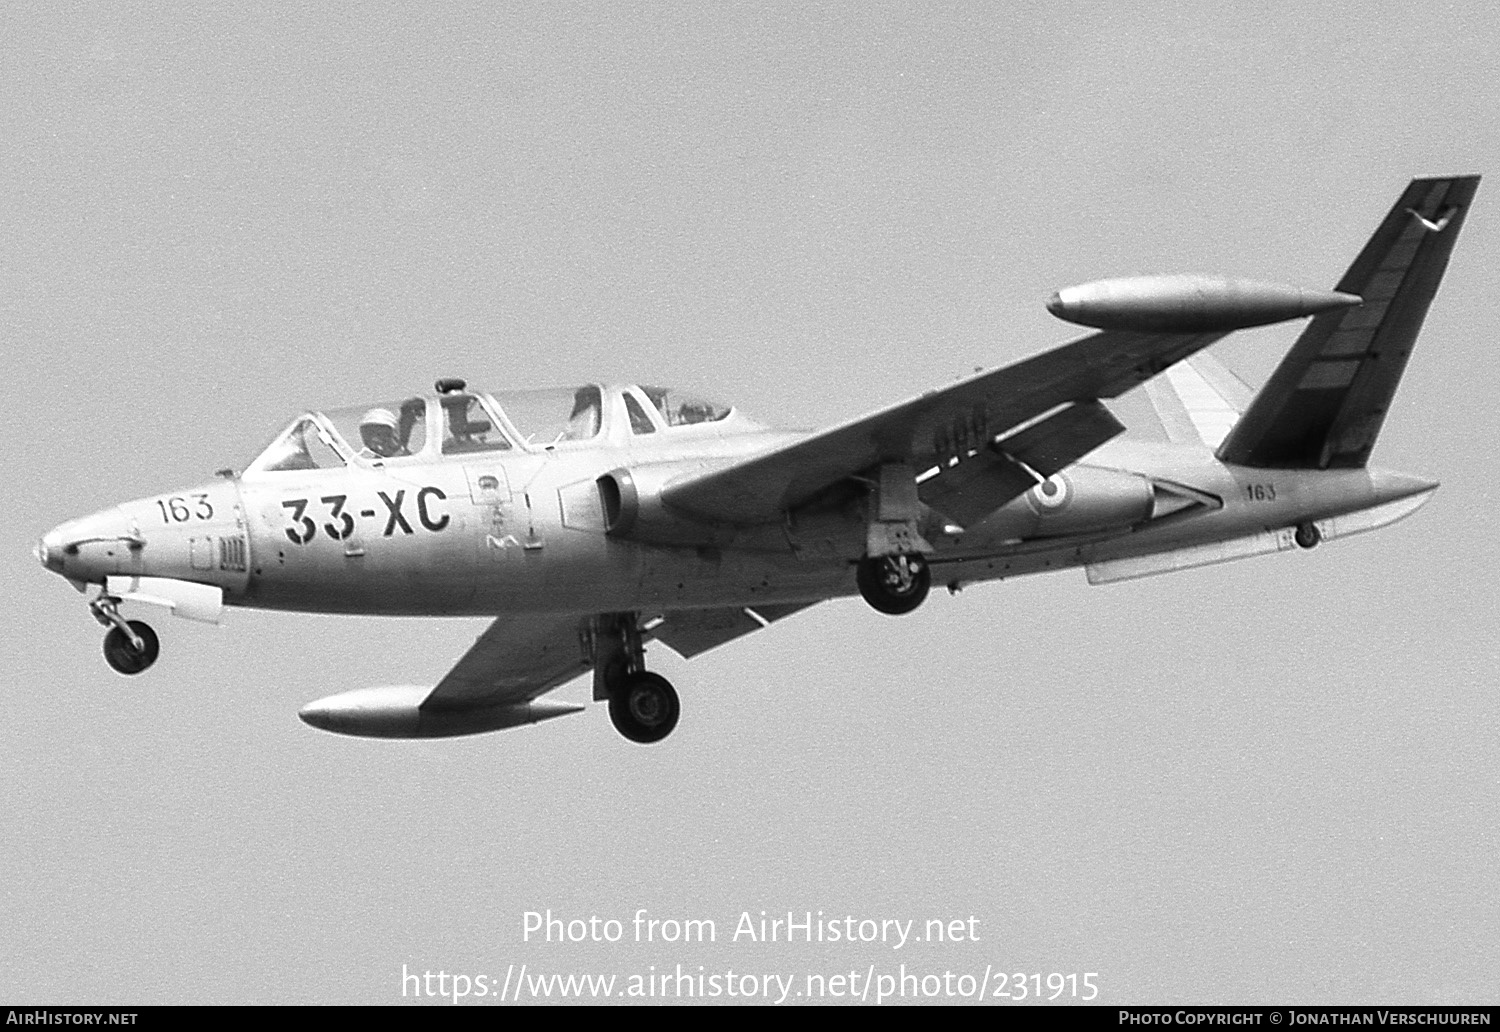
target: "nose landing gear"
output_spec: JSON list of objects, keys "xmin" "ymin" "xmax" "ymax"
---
[
  {"xmin": 102, "ymin": 621, "xmax": 160, "ymax": 675},
  {"xmin": 90, "ymin": 593, "xmax": 160, "ymax": 675}
]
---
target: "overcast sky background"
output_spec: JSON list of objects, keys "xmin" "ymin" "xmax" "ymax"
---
[{"xmin": 4, "ymin": 2, "xmax": 1497, "ymax": 1006}]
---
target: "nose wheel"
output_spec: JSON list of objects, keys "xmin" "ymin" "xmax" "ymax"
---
[
  {"xmin": 103, "ymin": 621, "xmax": 160, "ymax": 675},
  {"xmin": 856, "ymin": 554, "xmax": 931, "ymax": 615},
  {"xmin": 607, "ymin": 671, "xmax": 680, "ymax": 744},
  {"xmin": 90, "ymin": 593, "xmax": 160, "ymax": 675}
]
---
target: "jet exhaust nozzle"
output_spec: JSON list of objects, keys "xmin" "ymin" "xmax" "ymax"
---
[{"xmin": 1047, "ymin": 275, "xmax": 1362, "ymax": 333}]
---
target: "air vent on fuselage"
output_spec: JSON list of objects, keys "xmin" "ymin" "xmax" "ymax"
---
[{"xmin": 597, "ymin": 469, "xmax": 637, "ymax": 536}]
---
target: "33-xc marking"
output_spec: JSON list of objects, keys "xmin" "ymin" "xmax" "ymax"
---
[{"xmin": 281, "ymin": 488, "xmax": 448, "ymax": 545}]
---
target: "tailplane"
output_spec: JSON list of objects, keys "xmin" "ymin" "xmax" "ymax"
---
[{"xmin": 1215, "ymin": 175, "xmax": 1480, "ymax": 469}]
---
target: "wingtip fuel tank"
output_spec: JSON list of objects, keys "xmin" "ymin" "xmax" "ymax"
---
[
  {"xmin": 298, "ymin": 685, "xmax": 585, "ymax": 738},
  {"xmin": 1046, "ymin": 275, "xmax": 1361, "ymax": 333}
]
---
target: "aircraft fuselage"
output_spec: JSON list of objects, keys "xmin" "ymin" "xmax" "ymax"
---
[{"xmin": 38, "ymin": 427, "xmax": 1435, "ymax": 618}]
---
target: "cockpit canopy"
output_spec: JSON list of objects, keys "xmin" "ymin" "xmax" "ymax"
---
[{"xmin": 244, "ymin": 384, "xmax": 745, "ymax": 474}]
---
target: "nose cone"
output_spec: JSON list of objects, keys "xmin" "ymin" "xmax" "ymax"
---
[
  {"xmin": 35, "ymin": 529, "xmax": 65, "ymax": 573},
  {"xmin": 36, "ymin": 506, "xmax": 140, "ymax": 584}
]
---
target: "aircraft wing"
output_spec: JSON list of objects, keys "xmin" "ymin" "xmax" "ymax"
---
[
  {"xmin": 420, "ymin": 613, "xmax": 590, "ymax": 710},
  {"xmin": 649, "ymin": 601, "xmax": 820, "ymax": 659},
  {"xmin": 419, "ymin": 602, "xmax": 820, "ymax": 709},
  {"xmin": 661, "ymin": 328, "xmax": 1229, "ymax": 524}
]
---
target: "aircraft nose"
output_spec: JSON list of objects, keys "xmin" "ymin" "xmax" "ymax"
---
[
  {"xmin": 35, "ymin": 528, "xmax": 65, "ymax": 574},
  {"xmin": 36, "ymin": 506, "xmax": 140, "ymax": 584}
]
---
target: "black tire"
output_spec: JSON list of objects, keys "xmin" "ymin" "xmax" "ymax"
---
[
  {"xmin": 856, "ymin": 554, "xmax": 931, "ymax": 615},
  {"xmin": 103, "ymin": 620, "xmax": 160, "ymax": 675},
  {"xmin": 1294, "ymin": 522, "xmax": 1322, "ymax": 550},
  {"xmin": 608, "ymin": 672, "xmax": 680, "ymax": 744}
]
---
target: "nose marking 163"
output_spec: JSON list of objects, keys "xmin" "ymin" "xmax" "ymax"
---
[
  {"xmin": 281, "ymin": 488, "xmax": 449, "ymax": 545},
  {"xmin": 156, "ymin": 493, "xmax": 214, "ymax": 523}
]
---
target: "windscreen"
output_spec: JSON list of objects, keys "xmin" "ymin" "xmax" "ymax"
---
[{"xmin": 246, "ymin": 416, "xmax": 347, "ymax": 473}]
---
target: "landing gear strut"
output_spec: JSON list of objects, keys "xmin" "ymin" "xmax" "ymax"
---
[
  {"xmin": 90, "ymin": 593, "xmax": 160, "ymax": 675},
  {"xmin": 856, "ymin": 554, "xmax": 931, "ymax": 615},
  {"xmin": 595, "ymin": 613, "xmax": 680, "ymax": 744}
]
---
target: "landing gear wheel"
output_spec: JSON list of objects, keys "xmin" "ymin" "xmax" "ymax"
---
[
  {"xmin": 1294, "ymin": 522, "xmax": 1322, "ymax": 550},
  {"xmin": 103, "ymin": 620, "xmax": 159, "ymax": 675},
  {"xmin": 856, "ymin": 554, "xmax": 931, "ymax": 615},
  {"xmin": 608, "ymin": 672, "xmax": 680, "ymax": 744}
]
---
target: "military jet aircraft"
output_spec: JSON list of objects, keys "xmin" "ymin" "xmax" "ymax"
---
[{"xmin": 36, "ymin": 175, "xmax": 1478, "ymax": 744}]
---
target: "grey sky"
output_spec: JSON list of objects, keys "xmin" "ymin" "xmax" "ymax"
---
[{"xmin": 4, "ymin": 2, "xmax": 1497, "ymax": 1004}]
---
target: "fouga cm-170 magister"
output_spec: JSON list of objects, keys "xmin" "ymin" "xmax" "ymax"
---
[{"xmin": 36, "ymin": 176, "xmax": 1478, "ymax": 744}]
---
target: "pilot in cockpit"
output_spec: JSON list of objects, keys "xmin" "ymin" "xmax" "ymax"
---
[
  {"xmin": 358, "ymin": 408, "xmax": 410, "ymax": 459},
  {"xmin": 562, "ymin": 386, "xmax": 602, "ymax": 441}
]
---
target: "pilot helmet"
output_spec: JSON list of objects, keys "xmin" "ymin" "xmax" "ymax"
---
[
  {"xmin": 359, "ymin": 408, "xmax": 401, "ymax": 455},
  {"xmin": 361, "ymin": 407, "xmax": 399, "ymax": 431}
]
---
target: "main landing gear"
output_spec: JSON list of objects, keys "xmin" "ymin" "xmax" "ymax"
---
[
  {"xmin": 859, "ymin": 463, "xmax": 933, "ymax": 616},
  {"xmin": 90, "ymin": 593, "xmax": 160, "ymax": 675},
  {"xmin": 596, "ymin": 614, "xmax": 680, "ymax": 744},
  {"xmin": 856, "ymin": 554, "xmax": 931, "ymax": 615}
]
